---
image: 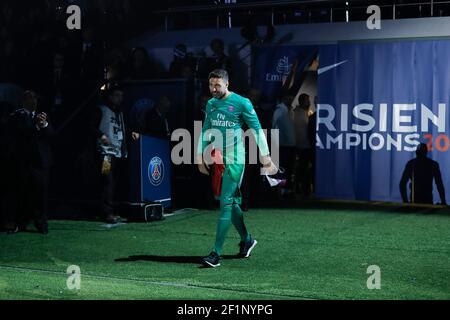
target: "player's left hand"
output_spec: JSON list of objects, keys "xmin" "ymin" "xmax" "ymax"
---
[{"xmin": 260, "ymin": 156, "xmax": 278, "ymax": 176}]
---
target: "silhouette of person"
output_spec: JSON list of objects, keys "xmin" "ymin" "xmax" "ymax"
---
[{"xmin": 399, "ymin": 143, "xmax": 446, "ymax": 205}]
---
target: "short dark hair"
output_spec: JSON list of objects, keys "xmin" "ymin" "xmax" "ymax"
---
[
  {"xmin": 210, "ymin": 38, "xmax": 224, "ymax": 49},
  {"xmin": 107, "ymin": 84, "xmax": 123, "ymax": 96},
  {"xmin": 416, "ymin": 143, "xmax": 428, "ymax": 157},
  {"xmin": 22, "ymin": 90, "xmax": 38, "ymax": 103},
  {"xmin": 102, "ymin": 84, "xmax": 123, "ymax": 103},
  {"xmin": 298, "ymin": 93, "xmax": 310, "ymax": 109},
  {"xmin": 299, "ymin": 93, "xmax": 310, "ymax": 101},
  {"xmin": 132, "ymin": 47, "xmax": 149, "ymax": 58},
  {"xmin": 280, "ymin": 87, "xmax": 296, "ymax": 99},
  {"xmin": 208, "ymin": 69, "xmax": 228, "ymax": 82}
]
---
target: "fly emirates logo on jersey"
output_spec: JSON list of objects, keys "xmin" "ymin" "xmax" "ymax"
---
[
  {"xmin": 211, "ymin": 112, "xmax": 236, "ymax": 128},
  {"xmin": 317, "ymin": 103, "xmax": 449, "ymax": 152}
]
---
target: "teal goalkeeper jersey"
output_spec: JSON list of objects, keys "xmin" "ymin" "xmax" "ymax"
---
[{"xmin": 197, "ymin": 92, "xmax": 270, "ymax": 182}]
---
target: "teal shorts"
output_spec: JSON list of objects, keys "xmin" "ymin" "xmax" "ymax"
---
[{"xmin": 218, "ymin": 167, "xmax": 243, "ymax": 206}]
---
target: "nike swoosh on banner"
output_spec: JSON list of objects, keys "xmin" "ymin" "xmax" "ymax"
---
[{"xmin": 317, "ymin": 60, "xmax": 348, "ymax": 75}]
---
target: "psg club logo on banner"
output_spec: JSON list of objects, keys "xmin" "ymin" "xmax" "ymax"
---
[{"xmin": 148, "ymin": 157, "xmax": 164, "ymax": 187}]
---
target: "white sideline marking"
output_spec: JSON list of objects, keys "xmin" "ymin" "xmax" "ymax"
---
[
  {"xmin": 163, "ymin": 208, "xmax": 198, "ymax": 217},
  {"xmin": 100, "ymin": 222, "xmax": 127, "ymax": 229},
  {"xmin": 0, "ymin": 264, "xmax": 312, "ymax": 299}
]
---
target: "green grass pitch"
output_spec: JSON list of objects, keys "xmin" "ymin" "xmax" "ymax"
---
[{"xmin": 1, "ymin": 203, "xmax": 449, "ymax": 300}]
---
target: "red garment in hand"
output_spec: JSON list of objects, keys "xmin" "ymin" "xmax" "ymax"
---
[{"xmin": 210, "ymin": 149, "xmax": 225, "ymax": 198}]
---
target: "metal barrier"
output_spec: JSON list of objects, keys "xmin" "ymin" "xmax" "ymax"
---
[{"xmin": 153, "ymin": 1, "xmax": 450, "ymax": 30}]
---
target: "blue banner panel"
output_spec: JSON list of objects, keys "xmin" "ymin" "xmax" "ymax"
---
[
  {"xmin": 128, "ymin": 135, "xmax": 172, "ymax": 207},
  {"xmin": 253, "ymin": 45, "xmax": 318, "ymax": 104},
  {"xmin": 317, "ymin": 40, "xmax": 450, "ymax": 203},
  {"xmin": 141, "ymin": 136, "xmax": 172, "ymax": 206}
]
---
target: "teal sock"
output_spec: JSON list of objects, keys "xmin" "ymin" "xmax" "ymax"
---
[
  {"xmin": 213, "ymin": 205, "xmax": 232, "ymax": 256},
  {"xmin": 231, "ymin": 204, "xmax": 251, "ymax": 242}
]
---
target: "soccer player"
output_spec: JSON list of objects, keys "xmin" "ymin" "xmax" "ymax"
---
[{"xmin": 197, "ymin": 69, "xmax": 277, "ymax": 268}]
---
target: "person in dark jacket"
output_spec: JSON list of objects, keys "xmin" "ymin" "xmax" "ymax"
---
[
  {"xmin": 5, "ymin": 90, "xmax": 55, "ymax": 234},
  {"xmin": 399, "ymin": 143, "xmax": 446, "ymax": 205},
  {"xmin": 143, "ymin": 96, "xmax": 171, "ymax": 140}
]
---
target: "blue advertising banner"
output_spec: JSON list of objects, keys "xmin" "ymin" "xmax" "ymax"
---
[
  {"xmin": 317, "ymin": 40, "xmax": 450, "ymax": 203},
  {"xmin": 252, "ymin": 45, "xmax": 318, "ymax": 104},
  {"xmin": 253, "ymin": 40, "xmax": 450, "ymax": 203}
]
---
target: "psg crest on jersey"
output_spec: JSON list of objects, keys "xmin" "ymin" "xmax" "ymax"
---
[{"xmin": 148, "ymin": 157, "xmax": 164, "ymax": 187}]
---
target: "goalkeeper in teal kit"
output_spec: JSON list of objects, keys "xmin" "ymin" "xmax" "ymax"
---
[{"xmin": 197, "ymin": 69, "xmax": 277, "ymax": 268}]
